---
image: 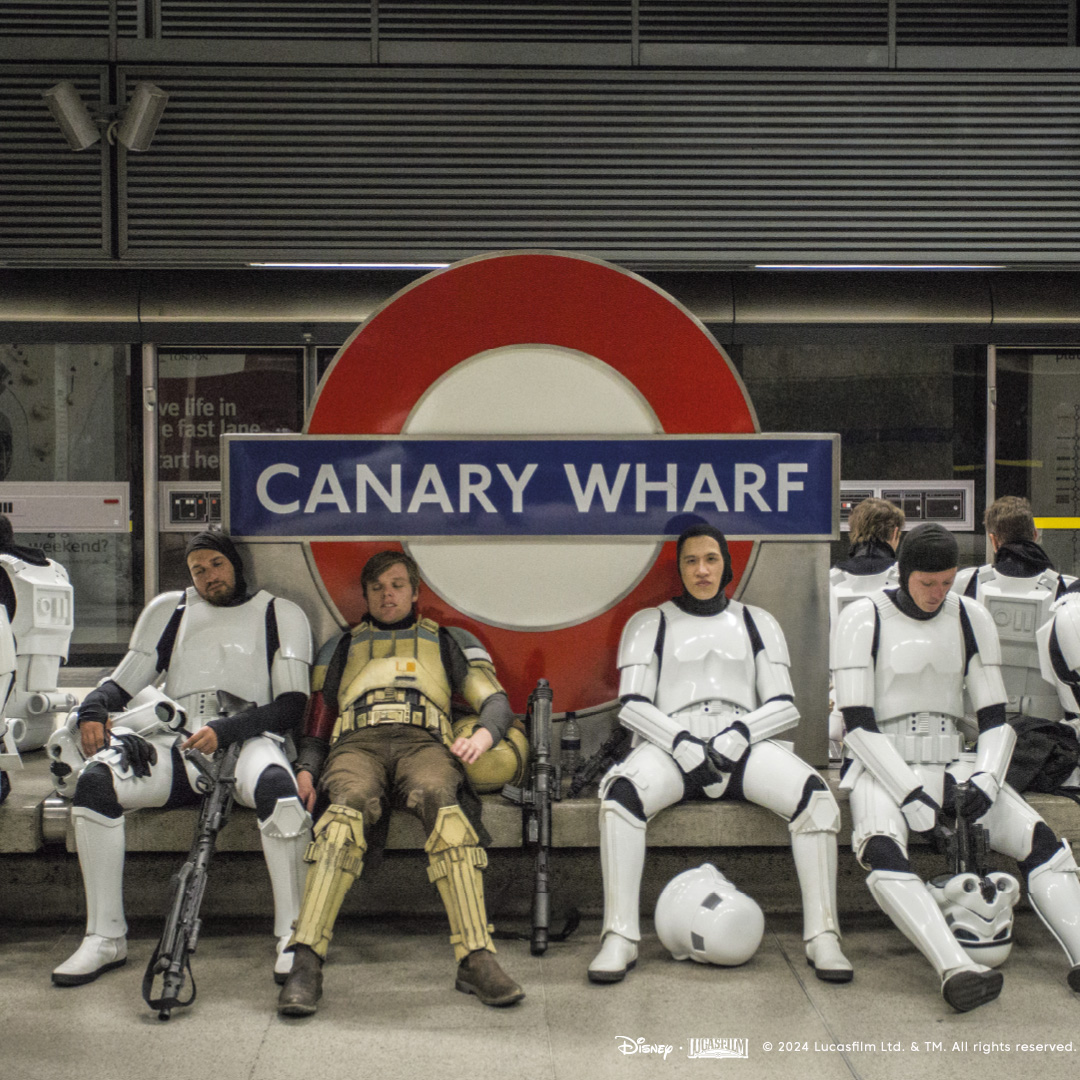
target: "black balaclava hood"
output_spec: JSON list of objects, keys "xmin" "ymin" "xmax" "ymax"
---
[
  {"xmin": 672, "ymin": 523, "xmax": 732, "ymax": 616},
  {"xmin": 994, "ymin": 539, "xmax": 1053, "ymax": 578},
  {"xmin": 836, "ymin": 537, "xmax": 897, "ymax": 576},
  {"xmin": 0, "ymin": 515, "xmax": 50, "ymax": 567},
  {"xmin": 892, "ymin": 522, "xmax": 958, "ymax": 620},
  {"xmin": 185, "ymin": 530, "xmax": 249, "ymax": 604}
]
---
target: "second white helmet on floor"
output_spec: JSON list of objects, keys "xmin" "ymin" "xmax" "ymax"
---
[{"xmin": 655, "ymin": 863, "xmax": 764, "ymax": 966}]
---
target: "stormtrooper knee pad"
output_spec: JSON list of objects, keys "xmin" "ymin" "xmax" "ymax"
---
[
  {"xmin": 290, "ymin": 803, "xmax": 366, "ymax": 959},
  {"xmin": 424, "ymin": 804, "xmax": 493, "ymax": 961}
]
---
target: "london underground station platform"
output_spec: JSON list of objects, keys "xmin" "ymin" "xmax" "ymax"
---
[{"xmin": 2, "ymin": 679, "xmax": 1080, "ymax": 1080}]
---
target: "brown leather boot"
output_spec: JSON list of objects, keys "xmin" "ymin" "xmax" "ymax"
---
[
  {"xmin": 277, "ymin": 945, "xmax": 324, "ymax": 1017},
  {"xmin": 455, "ymin": 949, "xmax": 525, "ymax": 1007}
]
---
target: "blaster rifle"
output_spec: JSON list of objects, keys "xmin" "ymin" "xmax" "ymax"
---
[
  {"xmin": 501, "ymin": 678, "xmax": 578, "ymax": 954},
  {"xmin": 142, "ymin": 690, "xmax": 253, "ymax": 1020},
  {"xmin": 567, "ymin": 723, "xmax": 631, "ymax": 798}
]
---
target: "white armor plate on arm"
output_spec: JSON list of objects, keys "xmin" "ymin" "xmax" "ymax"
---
[
  {"xmin": 964, "ymin": 652, "xmax": 1007, "ymax": 716},
  {"xmin": 951, "ymin": 565, "xmax": 978, "ymax": 598},
  {"xmin": 960, "ymin": 595, "xmax": 1003, "ymax": 667},
  {"xmin": 618, "ymin": 697, "xmax": 681, "ymax": 754},
  {"xmin": 741, "ymin": 697, "xmax": 800, "ymax": 743},
  {"xmin": 831, "ymin": 597, "xmax": 877, "ymax": 708},
  {"xmin": 617, "ymin": 607, "xmax": 662, "ymax": 702},
  {"xmin": 745, "ymin": 605, "xmax": 790, "ymax": 666},
  {"xmin": 269, "ymin": 597, "xmax": 314, "ymax": 697},
  {"xmin": 971, "ymin": 722, "xmax": 1017, "ymax": 796},
  {"xmin": 109, "ymin": 590, "xmax": 186, "ymax": 697},
  {"xmin": 1039, "ymin": 594, "xmax": 1080, "ymax": 706}
]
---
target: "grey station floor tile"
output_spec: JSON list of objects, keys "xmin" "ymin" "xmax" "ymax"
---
[{"xmin": 2, "ymin": 913, "xmax": 1078, "ymax": 1080}]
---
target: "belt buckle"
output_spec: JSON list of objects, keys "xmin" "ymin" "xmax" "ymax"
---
[{"xmin": 371, "ymin": 704, "xmax": 408, "ymax": 725}]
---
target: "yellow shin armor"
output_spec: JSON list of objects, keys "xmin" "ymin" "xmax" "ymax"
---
[
  {"xmin": 289, "ymin": 804, "xmax": 366, "ymax": 960},
  {"xmin": 425, "ymin": 805, "xmax": 494, "ymax": 961}
]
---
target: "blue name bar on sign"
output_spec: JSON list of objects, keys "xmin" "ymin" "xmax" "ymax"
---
[{"xmin": 223, "ymin": 434, "xmax": 839, "ymax": 540}]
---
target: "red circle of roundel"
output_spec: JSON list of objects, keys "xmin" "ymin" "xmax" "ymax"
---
[{"xmin": 307, "ymin": 252, "xmax": 757, "ymax": 712}]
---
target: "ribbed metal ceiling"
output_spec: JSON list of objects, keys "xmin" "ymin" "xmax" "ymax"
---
[
  {"xmin": 0, "ymin": 71, "xmax": 109, "ymax": 257},
  {"xmin": 2, "ymin": 0, "xmax": 139, "ymax": 35},
  {"xmin": 159, "ymin": 2, "xmax": 372, "ymax": 39},
  {"xmin": 379, "ymin": 2, "xmax": 628, "ymax": 41},
  {"xmin": 114, "ymin": 68, "xmax": 1080, "ymax": 266},
  {"xmin": 639, "ymin": 2, "xmax": 888, "ymax": 44},
  {"xmin": 896, "ymin": 2, "xmax": 1073, "ymax": 46}
]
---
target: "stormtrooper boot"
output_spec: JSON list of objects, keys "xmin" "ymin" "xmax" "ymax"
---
[
  {"xmin": 52, "ymin": 807, "xmax": 128, "ymax": 986},
  {"xmin": 588, "ymin": 801, "xmax": 646, "ymax": 983},
  {"xmin": 868, "ymin": 870, "xmax": 1002, "ymax": 1011},
  {"xmin": 1026, "ymin": 841, "xmax": 1080, "ymax": 992},
  {"xmin": 790, "ymin": 790, "xmax": 852, "ymax": 983}
]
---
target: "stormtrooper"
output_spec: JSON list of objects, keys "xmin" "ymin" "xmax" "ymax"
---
[
  {"xmin": 0, "ymin": 605, "xmax": 17, "ymax": 804},
  {"xmin": 588, "ymin": 523, "xmax": 852, "ymax": 985},
  {"xmin": 828, "ymin": 497, "xmax": 905, "ymax": 759},
  {"xmin": 833, "ymin": 522, "xmax": 1080, "ymax": 1011},
  {"xmin": 953, "ymin": 496, "xmax": 1075, "ymax": 722},
  {"xmin": 0, "ymin": 514, "xmax": 76, "ymax": 757},
  {"xmin": 1035, "ymin": 581, "xmax": 1080, "ymax": 787},
  {"xmin": 51, "ymin": 531, "xmax": 313, "ymax": 987}
]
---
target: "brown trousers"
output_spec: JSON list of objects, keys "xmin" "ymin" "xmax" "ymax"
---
[{"xmin": 320, "ymin": 724, "xmax": 465, "ymax": 838}]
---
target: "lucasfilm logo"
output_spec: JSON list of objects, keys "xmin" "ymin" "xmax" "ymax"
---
[{"xmin": 687, "ymin": 1037, "xmax": 750, "ymax": 1060}]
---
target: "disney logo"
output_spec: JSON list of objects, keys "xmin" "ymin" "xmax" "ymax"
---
[{"xmin": 615, "ymin": 1036, "xmax": 673, "ymax": 1060}]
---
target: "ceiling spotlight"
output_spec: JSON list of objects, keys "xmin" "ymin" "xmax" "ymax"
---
[
  {"xmin": 115, "ymin": 82, "xmax": 168, "ymax": 152},
  {"xmin": 42, "ymin": 81, "xmax": 101, "ymax": 151}
]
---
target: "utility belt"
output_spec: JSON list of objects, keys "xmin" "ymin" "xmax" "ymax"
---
[
  {"xmin": 877, "ymin": 712, "xmax": 964, "ymax": 765},
  {"xmin": 332, "ymin": 687, "xmax": 453, "ymax": 745},
  {"xmin": 672, "ymin": 699, "xmax": 749, "ymax": 741}
]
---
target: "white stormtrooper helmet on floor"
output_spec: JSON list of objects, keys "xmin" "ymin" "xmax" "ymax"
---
[{"xmin": 655, "ymin": 863, "xmax": 764, "ymax": 966}]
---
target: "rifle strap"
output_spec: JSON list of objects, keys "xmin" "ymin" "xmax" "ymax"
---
[{"xmin": 142, "ymin": 939, "xmax": 197, "ymax": 1013}]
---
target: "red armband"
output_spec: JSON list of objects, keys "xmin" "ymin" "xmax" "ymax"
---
[{"xmin": 303, "ymin": 690, "xmax": 337, "ymax": 741}]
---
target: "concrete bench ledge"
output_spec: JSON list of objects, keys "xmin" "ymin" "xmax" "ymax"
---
[{"xmin": 5, "ymin": 750, "xmax": 1080, "ymax": 855}]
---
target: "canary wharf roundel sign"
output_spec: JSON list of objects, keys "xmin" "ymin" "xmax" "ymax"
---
[{"xmin": 224, "ymin": 252, "xmax": 838, "ymax": 709}]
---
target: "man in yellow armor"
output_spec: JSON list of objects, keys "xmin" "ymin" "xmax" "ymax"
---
[{"xmin": 277, "ymin": 550, "xmax": 524, "ymax": 1015}]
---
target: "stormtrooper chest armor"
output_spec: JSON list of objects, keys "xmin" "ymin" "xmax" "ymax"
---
[
  {"xmin": 163, "ymin": 590, "xmax": 274, "ymax": 723},
  {"xmin": 654, "ymin": 600, "xmax": 757, "ymax": 716},
  {"xmin": 872, "ymin": 594, "xmax": 965, "ymax": 723}
]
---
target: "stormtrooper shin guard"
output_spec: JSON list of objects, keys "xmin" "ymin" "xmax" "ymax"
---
[
  {"xmin": 867, "ymin": 869, "xmax": 1002, "ymax": 1011},
  {"xmin": 789, "ymin": 790, "xmax": 851, "ymax": 981},
  {"xmin": 73, "ymin": 805, "xmax": 127, "ymax": 939},
  {"xmin": 598, "ymin": 799, "xmax": 647, "ymax": 943},
  {"xmin": 258, "ymin": 796, "xmax": 313, "ymax": 939},
  {"xmin": 1025, "ymin": 841, "xmax": 1080, "ymax": 990}
]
